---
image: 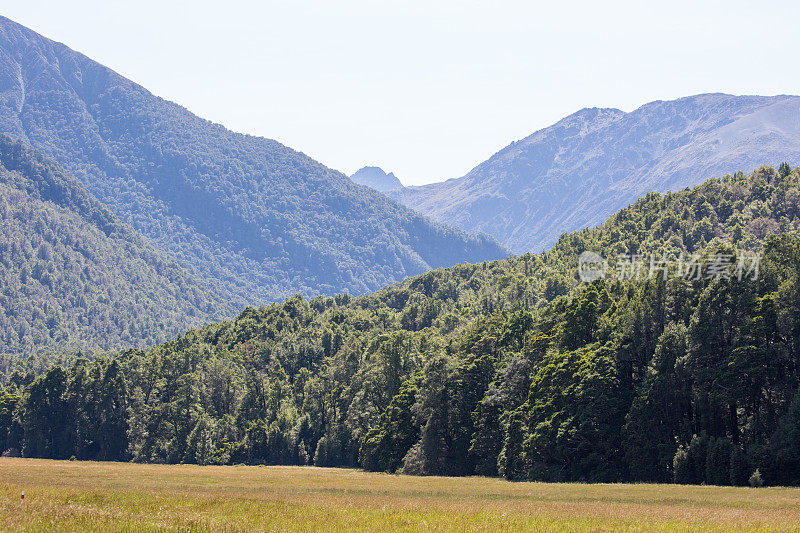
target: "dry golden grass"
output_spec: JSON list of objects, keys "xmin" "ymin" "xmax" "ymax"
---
[{"xmin": 1, "ymin": 458, "xmax": 800, "ymax": 531}]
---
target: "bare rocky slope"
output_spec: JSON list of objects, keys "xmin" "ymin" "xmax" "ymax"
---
[
  {"xmin": 350, "ymin": 166, "xmax": 404, "ymax": 192},
  {"xmin": 392, "ymin": 94, "xmax": 800, "ymax": 253}
]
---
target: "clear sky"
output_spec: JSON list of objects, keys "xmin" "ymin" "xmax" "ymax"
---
[{"xmin": 5, "ymin": 1, "xmax": 799, "ymax": 185}]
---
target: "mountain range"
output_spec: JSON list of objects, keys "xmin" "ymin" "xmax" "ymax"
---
[
  {"xmin": 391, "ymin": 93, "xmax": 800, "ymax": 253},
  {"xmin": 0, "ymin": 16, "xmax": 507, "ymax": 313},
  {"xmin": 2, "ymin": 12, "xmax": 800, "ymax": 491},
  {"xmin": 3, "ymin": 14, "xmax": 800, "ymax": 361}
]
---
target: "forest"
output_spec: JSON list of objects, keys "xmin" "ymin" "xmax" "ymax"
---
[
  {"xmin": 0, "ymin": 136, "xmax": 228, "ymax": 360},
  {"xmin": 1, "ymin": 163, "xmax": 799, "ymax": 486}
]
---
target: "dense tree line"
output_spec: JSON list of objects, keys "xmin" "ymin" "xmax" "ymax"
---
[{"xmin": 2, "ymin": 165, "xmax": 800, "ymax": 486}]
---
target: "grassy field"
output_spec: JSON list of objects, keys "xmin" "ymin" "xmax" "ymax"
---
[{"xmin": 1, "ymin": 459, "xmax": 800, "ymax": 531}]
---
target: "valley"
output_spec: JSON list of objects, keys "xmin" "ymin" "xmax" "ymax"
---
[{"xmin": 0, "ymin": 7, "xmax": 799, "ymax": 532}]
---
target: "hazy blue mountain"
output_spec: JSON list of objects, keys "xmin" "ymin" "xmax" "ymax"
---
[
  {"xmin": 0, "ymin": 135, "xmax": 229, "ymax": 356},
  {"xmin": 350, "ymin": 166, "xmax": 404, "ymax": 192},
  {"xmin": 0, "ymin": 16, "xmax": 507, "ymax": 306},
  {"xmin": 391, "ymin": 93, "xmax": 800, "ymax": 253}
]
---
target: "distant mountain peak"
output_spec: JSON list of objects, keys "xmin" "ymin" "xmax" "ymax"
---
[
  {"xmin": 392, "ymin": 93, "xmax": 800, "ymax": 254},
  {"xmin": 350, "ymin": 166, "xmax": 404, "ymax": 192}
]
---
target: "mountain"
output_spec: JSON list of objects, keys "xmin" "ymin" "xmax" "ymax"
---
[
  {"xmin": 0, "ymin": 16, "xmax": 507, "ymax": 306},
  {"xmin": 5, "ymin": 163, "xmax": 799, "ymax": 486},
  {"xmin": 391, "ymin": 93, "xmax": 800, "ymax": 253},
  {"xmin": 0, "ymin": 135, "xmax": 228, "ymax": 357},
  {"xmin": 350, "ymin": 166, "xmax": 404, "ymax": 192}
]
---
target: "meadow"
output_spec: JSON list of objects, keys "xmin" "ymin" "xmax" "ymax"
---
[{"xmin": 1, "ymin": 458, "xmax": 799, "ymax": 532}]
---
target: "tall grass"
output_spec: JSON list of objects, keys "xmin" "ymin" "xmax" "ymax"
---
[{"xmin": 1, "ymin": 458, "xmax": 799, "ymax": 531}]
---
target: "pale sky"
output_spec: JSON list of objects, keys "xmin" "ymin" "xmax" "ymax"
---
[{"xmin": 5, "ymin": 1, "xmax": 800, "ymax": 185}]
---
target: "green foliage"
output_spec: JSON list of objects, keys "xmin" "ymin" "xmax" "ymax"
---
[
  {"xmin": 0, "ymin": 389, "xmax": 20, "ymax": 452},
  {"xmin": 19, "ymin": 367, "xmax": 69, "ymax": 459},
  {"xmin": 769, "ymin": 390, "xmax": 800, "ymax": 485},
  {"xmin": 674, "ymin": 434, "xmax": 707, "ymax": 484},
  {"xmin": 729, "ymin": 445, "xmax": 750, "ymax": 486},
  {"xmin": 624, "ymin": 323, "xmax": 690, "ymax": 482},
  {"xmin": 706, "ymin": 437, "xmax": 733, "ymax": 486},
  {"xmin": 523, "ymin": 343, "xmax": 626, "ymax": 482},
  {"xmin": 0, "ymin": 136, "xmax": 228, "ymax": 357},
  {"xmin": 497, "ymin": 410, "xmax": 528, "ymax": 481},
  {"xmin": 359, "ymin": 376, "xmax": 420, "ymax": 472},
  {"xmin": 4, "ymin": 164, "xmax": 800, "ymax": 488}
]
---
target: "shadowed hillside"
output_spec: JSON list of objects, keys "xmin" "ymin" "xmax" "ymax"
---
[
  {"xmin": 0, "ymin": 136, "xmax": 227, "ymax": 357},
  {"xmin": 0, "ymin": 16, "xmax": 507, "ymax": 306}
]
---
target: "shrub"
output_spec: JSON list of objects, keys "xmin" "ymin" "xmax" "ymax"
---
[
  {"xmin": 398, "ymin": 441, "xmax": 425, "ymax": 476},
  {"xmin": 749, "ymin": 469, "xmax": 764, "ymax": 488},
  {"xmin": 673, "ymin": 445, "xmax": 691, "ymax": 484}
]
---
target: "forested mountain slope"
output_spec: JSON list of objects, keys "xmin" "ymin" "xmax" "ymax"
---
[
  {"xmin": 0, "ymin": 136, "xmax": 227, "ymax": 360},
  {"xmin": 0, "ymin": 16, "xmax": 506, "ymax": 305},
  {"xmin": 3, "ymin": 163, "xmax": 799, "ymax": 485},
  {"xmin": 392, "ymin": 93, "xmax": 800, "ymax": 253}
]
